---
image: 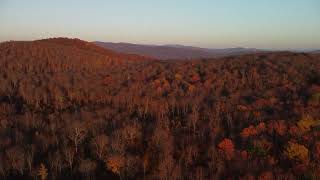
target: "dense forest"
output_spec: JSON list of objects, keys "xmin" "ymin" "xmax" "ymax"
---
[{"xmin": 0, "ymin": 38, "xmax": 320, "ymax": 179}]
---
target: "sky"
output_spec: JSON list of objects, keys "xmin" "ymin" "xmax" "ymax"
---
[{"xmin": 0, "ymin": 0, "xmax": 319, "ymax": 50}]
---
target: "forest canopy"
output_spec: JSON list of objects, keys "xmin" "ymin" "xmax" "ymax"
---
[{"xmin": 0, "ymin": 38, "xmax": 319, "ymax": 179}]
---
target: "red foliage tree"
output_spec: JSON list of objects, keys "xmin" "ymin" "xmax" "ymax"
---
[
  {"xmin": 256, "ymin": 122, "xmax": 266, "ymax": 133},
  {"xmin": 218, "ymin": 138, "xmax": 235, "ymax": 160},
  {"xmin": 191, "ymin": 74, "xmax": 201, "ymax": 83},
  {"xmin": 240, "ymin": 125, "xmax": 257, "ymax": 139}
]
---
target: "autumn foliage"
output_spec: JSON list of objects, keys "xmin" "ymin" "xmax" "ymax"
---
[
  {"xmin": 284, "ymin": 142, "xmax": 309, "ymax": 163},
  {"xmin": 218, "ymin": 138, "xmax": 235, "ymax": 160},
  {"xmin": 0, "ymin": 38, "xmax": 319, "ymax": 179},
  {"xmin": 37, "ymin": 164, "xmax": 48, "ymax": 180},
  {"xmin": 297, "ymin": 115, "xmax": 318, "ymax": 133},
  {"xmin": 241, "ymin": 125, "xmax": 258, "ymax": 138},
  {"xmin": 105, "ymin": 155, "xmax": 125, "ymax": 176},
  {"xmin": 241, "ymin": 122, "xmax": 266, "ymax": 139}
]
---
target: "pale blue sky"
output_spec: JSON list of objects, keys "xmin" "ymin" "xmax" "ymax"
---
[{"xmin": 0, "ymin": 0, "xmax": 319, "ymax": 49}]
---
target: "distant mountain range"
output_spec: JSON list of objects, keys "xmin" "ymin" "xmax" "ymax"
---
[
  {"xmin": 311, "ymin": 50, "xmax": 320, "ymax": 54},
  {"xmin": 94, "ymin": 42, "xmax": 265, "ymax": 60}
]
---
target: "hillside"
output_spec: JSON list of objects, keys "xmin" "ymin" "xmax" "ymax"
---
[
  {"xmin": 95, "ymin": 41, "xmax": 263, "ymax": 60},
  {"xmin": 1, "ymin": 38, "xmax": 149, "ymax": 65},
  {"xmin": 0, "ymin": 39, "xmax": 320, "ymax": 179}
]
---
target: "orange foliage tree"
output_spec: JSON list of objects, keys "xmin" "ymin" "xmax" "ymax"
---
[
  {"xmin": 38, "ymin": 163, "xmax": 48, "ymax": 180},
  {"xmin": 284, "ymin": 142, "xmax": 309, "ymax": 163},
  {"xmin": 297, "ymin": 115, "xmax": 317, "ymax": 133},
  {"xmin": 105, "ymin": 155, "xmax": 125, "ymax": 178}
]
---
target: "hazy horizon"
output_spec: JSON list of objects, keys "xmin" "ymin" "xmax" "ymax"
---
[{"xmin": 1, "ymin": 0, "xmax": 320, "ymax": 50}]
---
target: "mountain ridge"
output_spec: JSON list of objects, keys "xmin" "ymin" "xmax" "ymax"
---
[{"xmin": 94, "ymin": 41, "xmax": 266, "ymax": 60}]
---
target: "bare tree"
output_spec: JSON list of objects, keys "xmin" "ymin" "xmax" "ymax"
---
[
  {"xmin": 63, "ymin": 146, "xmax": 75, "ymax": 170},
  {"xmin": 91, "ymin": 134, "xmax": 109, "ymax": 160},
  {"xmin": 48, "ymin": 151, "xmax": 63, "ymax": 175},
  {"xmin": 67, "ymin": 121, "xmax": 86, "ymax": 153},
  {"xmin": 25, "ymin": 144, "xmax": 35, "ymax": 174}
]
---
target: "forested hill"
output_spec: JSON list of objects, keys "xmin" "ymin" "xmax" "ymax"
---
[{"xmin": 0, "ymin": 38, "xmax": 320, "ymax": 179}]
